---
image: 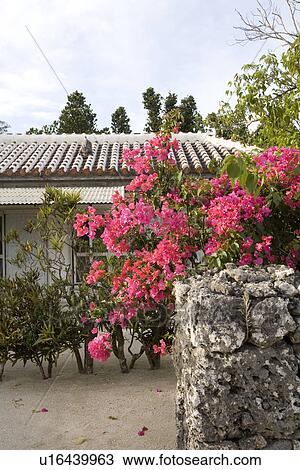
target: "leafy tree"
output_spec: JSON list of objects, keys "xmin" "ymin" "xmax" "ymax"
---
[
  {"xmin": 57, "ymin": 91, "xmax": 98, "ymax": 134},
  {"xmin": 164, "ymin": 92, "xmax": 178, "ymax": 113},
  {"xmin": 5, "ymin": 187, "xmax": 95, "ymax": 377},
  {"xmin": 0, "ymin": 121, "xmax": 9, "ymax": 133},
  {"xmin": 27, "ymin": 121, "xmax": 58, "ymax": 135},
  {"xmin": 205, "ymin": 105, "xmax": 250, "ymax": 142},
  {"xmin": 111, "ymin": 106, "xmax": 131, "ymax": 134},
  {"xmin": 224, "ymin": 37, "xmax": 300, "ymax": 147},
  {"xmin": 161, "ymin": 108, "xmax": 184, "ymax": 134},
  {"xmin": 143, "ymin": 87, "xmax": 162, "ymax": 132},
  {"xmin": 179, "ymin": 95, "xmax": 204, "ymax": 132},
  {"xmin": 26, "ymin": 91, "xmax": 98, "ymax": 135},
  {"xmin": 98, "ymin": 127, "xmax": 111, "ymax": 134},
  {"xmin": 0, "ymin": 271, "xmax": 82, "ymax": 380},
  {"xmin": 195, "ymin": 112, "xmax": 205, "ymax": 133}
]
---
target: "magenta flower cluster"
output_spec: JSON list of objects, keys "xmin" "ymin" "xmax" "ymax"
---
[
  {"xmin": 204, "ymin": 147, "xmax": 300, "ymax": 268},
  {"xmin": 74, "ymin": 136, "xmax": 300, "ymax": 363},
  {"xmin": 87, "ymin": 333, "xmax": 112, "ymax": 362}
]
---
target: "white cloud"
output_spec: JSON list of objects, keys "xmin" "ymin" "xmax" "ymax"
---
[{"xmin": 0, "ymin": 0, "xmax": 280, "ymax": 133}]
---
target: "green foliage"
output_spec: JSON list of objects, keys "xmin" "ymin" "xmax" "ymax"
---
[
  {"xmin": 98, "ymin": 127, "xmax": 111, "ymax": 134},
  {"xmin": 161, "ymin": 108, "xmax": 184, "ymax": 135},
  {"xmin": 194, "ymin": 112, "xmax": 205, "ymax": 133},
  {"xmin": 57, "ymin": 91, "xmax": 98, "ymax": 134},
  {"xmin": 164, "ymin": 92, "xmax": 178, "ymax": 113},
  {"xmin": 26, "ymin": 121, "xmax": 59, "ymax": 135},
  {"xmin": 143, "ymin": 88, "xmax": 205, "ymax": 133},
  {"xmin": 215, "ymin": 148, "xmax": 300, "ymax": 270},
  {"xmin": 0, "ymin": 271, "xmax": 85, "ymax": 379},
  {"xmin": 179, "ymin": 95, "xmax": 204, "ymax": 132},
  {"xmin": 221, "ymin": 153, "xmax": 260, "ymax": 196},
  {"xmin": 26, "ymin": 91, "xmax": 98, "ymax": 135},
  {"xmin": 111, "ymin": 106, "xmax": 131, "ymax": 134},
  {"xmin": 7, "ymin": 187, "xmax": 81, "ymax": 281},
  {"xmin": 221, "ymin": 37, "xmax": 300, "ymax": 147},
  {"xmin": 3, "ymin": 187, "xmax": 94, "ymax": 379},
  {"xmin": 143, "ymin": 87, "xmax": 162, "ymax": 132},
  {"xmin": 205, "ymin": 104, "xmax": 251, "ymax": 142}
]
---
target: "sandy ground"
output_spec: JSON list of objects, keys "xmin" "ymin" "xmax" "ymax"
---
[{"xmin": 0, "ymin": 350, "xmax": 176, "ymax": 450}]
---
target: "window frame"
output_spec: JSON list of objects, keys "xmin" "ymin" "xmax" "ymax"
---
[{"xmin": 72, "ymin": 234, "xmax": 108, "ymax": 284}]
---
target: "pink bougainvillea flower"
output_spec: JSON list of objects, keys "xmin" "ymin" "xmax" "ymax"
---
[
  {"xmin": 241, "ymin": 237, "xmax": 254, "ymax": 251},
  {"xmin": 88, "ymin": 333, "xmax": 112, "ymax": 362},
  {"xmin": 239, "ymin": 253, "xmax": 253, "ymax": 266},
  {"xmin": 80, "ymin": 315, "xmax": 88, "ymax": 324},
  {"xmin": 89, "ymin": 302, "xmax": 97, "ymax": 311},
  {"xmin": 91, "ymin": 327, "xmax": 98, "ymax": 334},
  {"xmin": 153, "ymin": 339, "xmax": 167, "ymax": 357},
  {"xmin": 74, "ymin": 139, "xmax": 300, "ymax": 364},
  {"xmin": 159, "ymin": 339, "xmax": 167, "ymax": 356},
  {"xmin": 137, "ymin": 426, "xmax": 149, "ymax": 436},
  {"xmin": 86, "ymin": 260, "xmax": 106, "ymax": 285}
]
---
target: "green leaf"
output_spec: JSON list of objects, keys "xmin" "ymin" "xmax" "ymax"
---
[
  {"xmin": 245, "ymin": 173, "xmax": 258, "ymax": 194},
  {"xmin": 227, "ymin": 160, "xmax": 243, "ymax": 179}
]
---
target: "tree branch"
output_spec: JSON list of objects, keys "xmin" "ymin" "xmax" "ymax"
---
[{"xmin": 234, "ymin": 0, "xmax": 300, "ymax": 47}]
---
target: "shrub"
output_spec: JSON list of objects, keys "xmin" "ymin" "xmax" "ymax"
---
[
  {"xmin": 204, "ymin": 147, "xmax": 300, "ymax": 269},
  {"xmin": 75, "ymin": 132, "xmax": 300, "ymax": 373},
  {"xmin": 4, "ymin": 188, "xmax": 96, "ymax": 378},
  {"xmin": 74, "ymin": 123, "xmax": 209, "ymax": 371},
  {"xmin": 0, "ymin": 271, "xmax": 87, "ymax": 379}
]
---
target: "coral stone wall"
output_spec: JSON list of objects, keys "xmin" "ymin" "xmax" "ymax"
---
[{"xmin": 173, "ymin": 265, "xmax": 300, "ymax": 450}]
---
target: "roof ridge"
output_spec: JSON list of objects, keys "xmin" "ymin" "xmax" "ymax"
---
[
  {"xmin": 0, "ymin": 132, "xmax": 254, "ymax": 149},
  {"xmin": 0, "ymin": 131, "xmax": 206, "ymax": 144}
]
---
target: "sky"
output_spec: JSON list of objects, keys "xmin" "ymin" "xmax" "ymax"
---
[{"xmin": 0, "ymin": 0, "xmax": 285, "ymax": 133}]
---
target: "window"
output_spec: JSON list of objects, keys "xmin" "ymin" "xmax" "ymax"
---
[
  {"xmin": 73, "ymin": 236, "xmax": 108, "ymax": 284},
  {"xmin": 0, "ymin": 215, "xmax": 5, "ymax": 278}
]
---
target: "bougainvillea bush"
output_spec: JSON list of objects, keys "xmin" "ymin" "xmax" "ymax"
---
[
  {"xmin": 74, "ymin": 128, "xmax": 209, "ymax": 372},
  {"xmin": 75, "ymin": 131, "xmax": 300, "ymax": 372},
  {"xmin": 205, "ymin": 147, "xmax": 300, "ymax": 269}
]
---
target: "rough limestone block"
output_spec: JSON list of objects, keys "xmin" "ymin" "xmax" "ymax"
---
[
  {"xmin": 186, "ymin": 289, "xmax": 246, "ymax": 353},
  {"xmin": 289, "ymin": 317, "xmax": 300, "ymax": 344},
  {"xmin": 174, "ymin": 266, "xmax": 300, "ymax": 450},
  {"xmin": 249, "ymin": 297, "xmax": 296, "ymax": 348},
  {"xmin": 244, "ymin": 281, "xmax": 277, "ymax": 297},
  {"xmin": 274, "ymin": 281, "xmax": 298, "ymax": 297}
]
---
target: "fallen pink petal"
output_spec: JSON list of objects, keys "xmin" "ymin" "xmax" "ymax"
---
[
  {"xmin": 137, "ymin": 430, "xmax": 145, "ymax": 436},
  {"xmin": 142, "ymin": 426, "xmax": 148, "ymax": 432},
  {"xmin": 40, "ymin": 408, "xmax": 48, "ymax": 413},
  {"xmin": 156, "ymin": 388, "xmax": 162, "ymax": 393}
]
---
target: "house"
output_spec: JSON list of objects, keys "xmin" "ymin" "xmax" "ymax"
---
[{"xmin": 0, "ymin": 132, "xmax": 252, "ymax": 282}]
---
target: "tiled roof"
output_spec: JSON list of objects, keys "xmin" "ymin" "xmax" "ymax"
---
[
  {"xmin": 0, "ymin": 186, "xmax": 124, "ymax": 205},
  {"xmin": 0, "ymin": 132, "xmax": 254, "ymax": 179}
]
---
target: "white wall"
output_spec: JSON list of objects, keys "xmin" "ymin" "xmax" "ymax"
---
[
  {"xmin": 2, "ymin": 203, "xmax": 106, "ymax": 284},
  {"xmin": 4, "ymin": 207, "xmax": 45, "ymax": 282},
  {"xmin": 3, "ymin": 207, "xmax": 73, "ymax": 284}
]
